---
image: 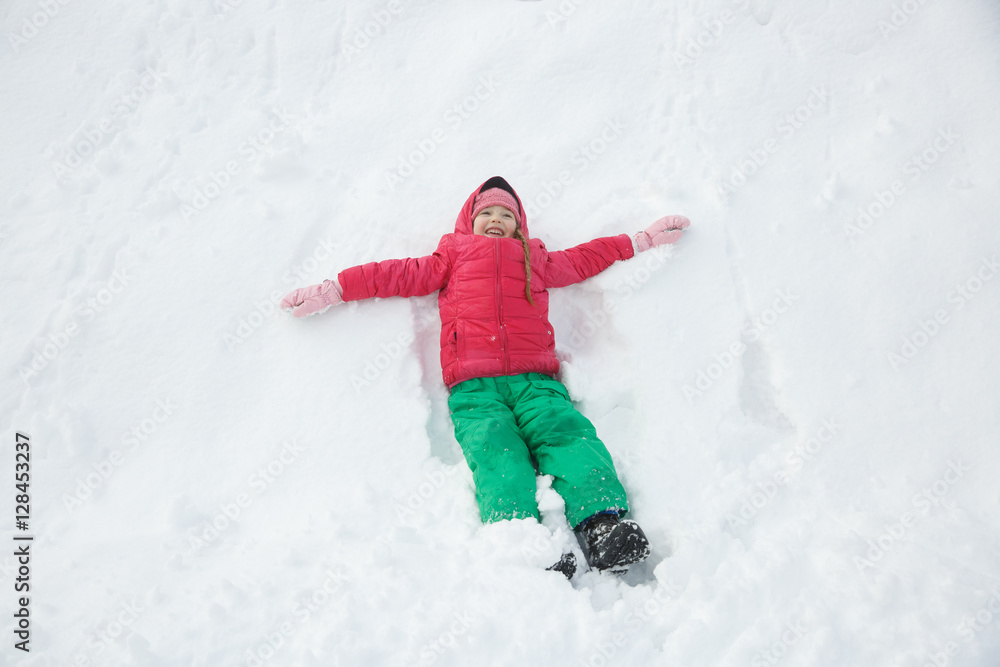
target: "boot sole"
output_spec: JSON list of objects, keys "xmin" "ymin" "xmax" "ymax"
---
[
  {"xmin": 586, "ymin": 521, "xmax": 651, "ymax": 571},
  {"xmin": 546, "ymin": 552, "xmax": 577, "ymax": 580}
]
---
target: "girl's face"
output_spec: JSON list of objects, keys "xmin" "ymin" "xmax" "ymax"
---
[{"xmin": 473, "ymin": 206, "xmax": 517, "ymax": 238}]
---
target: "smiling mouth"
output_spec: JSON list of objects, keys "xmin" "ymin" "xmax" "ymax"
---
[{"xmin": 485, "ymin": 227, "xmax": 504, "ymax": 237}]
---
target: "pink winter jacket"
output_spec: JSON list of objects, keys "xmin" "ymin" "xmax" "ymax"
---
[{"xmin": 338, "ymin": 177, "xmax": 635, "ymax": 388}]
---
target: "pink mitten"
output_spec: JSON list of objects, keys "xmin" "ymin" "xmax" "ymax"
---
[
  {"xmin": 634, "ymin": 215, "xmax": 690, "ymax": 252},
  {"xmin": 280, "ymin": 279, "xmax": 343, "ymax": 318}
]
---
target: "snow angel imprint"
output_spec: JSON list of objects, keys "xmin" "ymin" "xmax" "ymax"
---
[{"xmin": 282, "ymin": 176, "xmax": 689, "ymax": 576}]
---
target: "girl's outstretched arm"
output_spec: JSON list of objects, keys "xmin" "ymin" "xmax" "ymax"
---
[
  {"xmin": 544, "ymin": 234, "xmax": 635, "ymax": 289},
  {"xmin": 545, "ymin": 216, "xmax": 689, "ymax": 289},
  {"xmin": 281, "ymin": 235, "xmax": 454, "ymax": 317},
  {"xmin": 338, "ymin": 235, "xmax": 453, "ymax": 301}
]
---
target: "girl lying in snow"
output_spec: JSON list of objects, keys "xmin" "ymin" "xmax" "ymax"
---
[{"xmin": 281, "ymin": 176, "xmax": 688, "ymax": 577}]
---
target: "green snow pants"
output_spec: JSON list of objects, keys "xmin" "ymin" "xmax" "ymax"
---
[{"xmin": 448, "ymin": 373, "xmax": 629, "ymax": 529}]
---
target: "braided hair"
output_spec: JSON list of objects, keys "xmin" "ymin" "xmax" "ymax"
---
[{"xmin": 512, "ymin": 227, "xmax": 534, "ymax": 306}]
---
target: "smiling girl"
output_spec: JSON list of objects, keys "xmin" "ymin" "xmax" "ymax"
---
[{"xmin": 281, "ymin": 176, "xmax": 689, "ymax": 576}]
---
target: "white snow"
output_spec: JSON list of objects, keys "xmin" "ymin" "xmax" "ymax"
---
[{"xmin": 3, "ymin": 0, "xmax": 1000, "ymax": 665}]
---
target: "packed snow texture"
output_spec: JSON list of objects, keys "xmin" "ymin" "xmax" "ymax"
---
[{"xmin": 3, "ymin": 0, "xmax": 1000, "ymax": 665}]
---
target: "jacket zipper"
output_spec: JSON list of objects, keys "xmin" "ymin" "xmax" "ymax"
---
[{"xmin": 495, "ymin": 241, "xmax": 510, "ymax": 375}]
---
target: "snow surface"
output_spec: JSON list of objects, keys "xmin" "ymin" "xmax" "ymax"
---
[{"xmin": 3, "ymin": 0, "xmax": 1000, "ymax": 665}]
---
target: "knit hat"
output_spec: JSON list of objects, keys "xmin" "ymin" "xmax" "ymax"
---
[{"xmin": 472, "ymin": 188, "xmax": 521, "ymax": 225}]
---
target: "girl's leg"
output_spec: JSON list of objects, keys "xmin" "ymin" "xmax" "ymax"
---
[
  {"xmin": 507, "ymin": 373, "xmax": 629, "ymax": 529},
  {"xmin": 448, "ymin": 377, "xmax": 540, "ymax": 524}
]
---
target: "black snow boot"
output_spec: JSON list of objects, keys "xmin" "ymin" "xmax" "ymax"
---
[
  {"xmin": 576, "ymin": 513, "xmax": 651, "ymax": 572},
  {"xmin": 546, "ymin": 552, "xmax": 577, "ymax": 580}
]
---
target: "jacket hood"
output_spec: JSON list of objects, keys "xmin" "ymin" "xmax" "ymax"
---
[{"xmin": 454, "ymin": 176, "xmax": 528, "ymax": 238}]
